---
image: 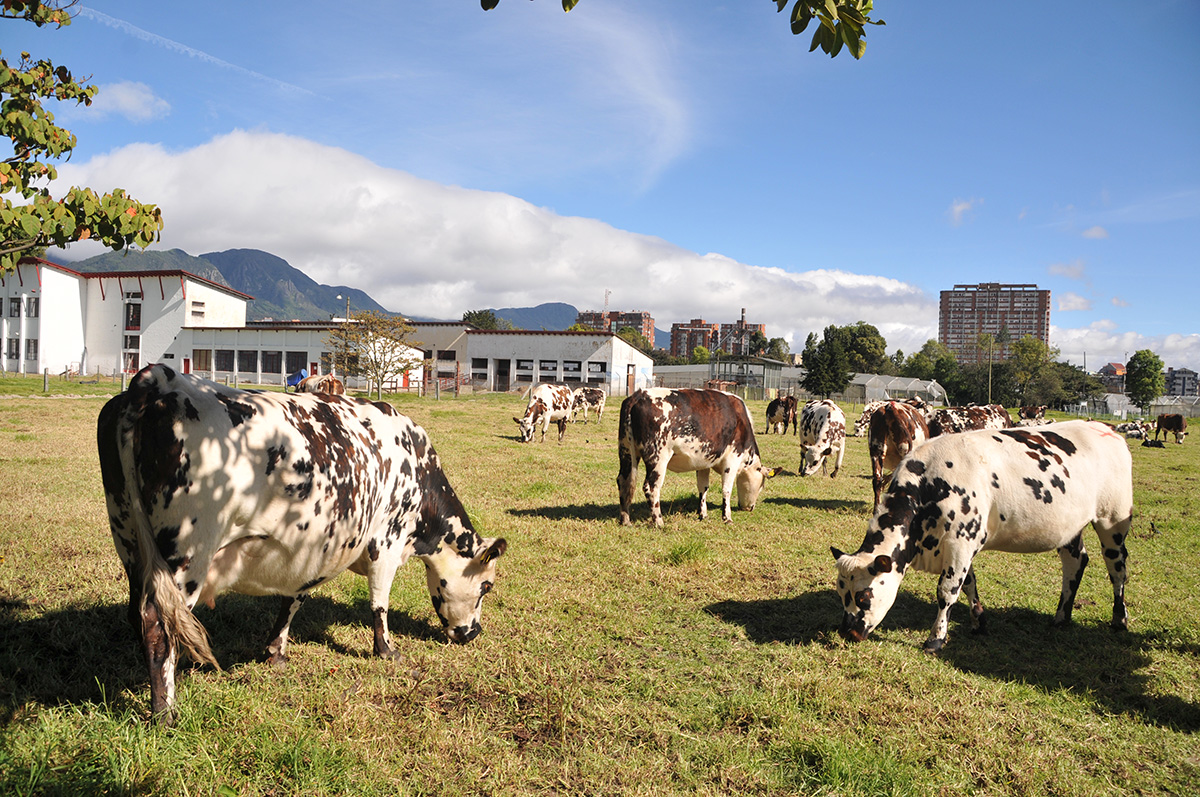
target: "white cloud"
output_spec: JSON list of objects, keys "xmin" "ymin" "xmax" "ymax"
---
[
  {"xmin": 947, "ymin": 197, "xmax": 982, "ymax": 226},
  {"xmin": 1052, "ymin": 323, "xmax": 1200, "ymax": 372},
  {"xmin": 1111, "ymin": 296, "xmax": 1130, "ymax": 307},
  {"xmin": 52, "ymin": 130, "xmax": 939, "ymax": 355},
  {"xmin": 1057, "ymin": 292, "xmax": 1091, "ymax": 311},
  {"xmin": 1081, "ymin": 225, "xmax": 1108, "ymax": 239},
  {"xmin": 88, "ymin": 82, "xmax": 171, "ymax": 123},
  {"xmin": 1048, "ymin": 259, "xmax": 1086, "ymax": 280}
]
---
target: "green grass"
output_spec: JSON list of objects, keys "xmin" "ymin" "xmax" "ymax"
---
[{"xmin": 0, "ymin": 391, "xmax": 1197, "ymax": 795}]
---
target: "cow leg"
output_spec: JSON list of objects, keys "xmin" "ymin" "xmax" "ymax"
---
[
  {"xmin": 695, "ymin": 468, "xmax": 711, "ymax": 521},
  {"xmin": 924, "ymin": 558, "xmax": 975, "ymax": 653},
  {"xmin": 366, "ymin": 561, "xmax": 403, "ymax": 659},
  {"xmin": 961, "ymin": 565, "xmax": 986, "ymax": 634},
  {"xmin": 140, "ymin": 598, "xmax": 178, "ymax": 725},
  {"xmin": 617, "ymin": 449, "xmax": 638, "ymax": 526},
  {"xmin": 264, "ymin": 594, "xmax": 306, "ymax": 667},
  {"xmin": 556, "ymin": 418, "xmax": 567, "ymax": 443},
  {"xmin": 720, "ymin": 466, "xmax": 737, "ymax": 523},
  {"xmin": 644, "ymin": 458, "xmax": 669, "ymax": 527},
  {"xmin": 1053, "ymin": 532, "xmax": 1089, "ymax": 626},
  {"xmin": 830, "ymin": 441, "xmax": 844, "ymax": 479},
  {"xmin": 1094, "ymin": 516, "xmax": 1132, "ymax": 631}
]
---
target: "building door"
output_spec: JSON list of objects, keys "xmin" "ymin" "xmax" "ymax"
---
[
  {"xmin": 495, "ymin": 359, "xmax": 510, "ymax": 392},
  {"xmin": 626, "ymin": 364, "xmax": 636, "ymax": 396},
  {"xmin": 183, "ymin": 357, "xmax": 191, "ymax": 374}
]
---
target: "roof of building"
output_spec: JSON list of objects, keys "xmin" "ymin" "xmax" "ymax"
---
[{"xmin": 21, "ymin": 256, "xmax": 255, "ymax": 301}]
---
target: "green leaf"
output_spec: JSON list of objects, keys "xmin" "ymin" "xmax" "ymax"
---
[
  {"xmin": 480, "ymin": 0, "xmax": 499, "ymax": 9},
  {"xmin": 775, "ymin": 0, "xmax": 788, "ymax": 11},
  {"xmin": 791, "ymin": 2, "xmax": 812, "ymax": 35},
  {"xmin": 562, "ymin": 0, "xmax": 580, "ymax": 10}
]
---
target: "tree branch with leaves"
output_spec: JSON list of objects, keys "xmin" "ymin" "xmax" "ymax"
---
[
  {"xmin": 325, "ymin": 311, "xmax": 423, "ymax": 400},
  {"xmin": 1, "ymin": 0, "xmax": 163, "ymax": 273}
]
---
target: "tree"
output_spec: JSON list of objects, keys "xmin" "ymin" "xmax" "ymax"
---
[
  {"xmin": 800, "ymin": 332, "xmax": 819, "ymax": 369},
  {"xmin": 1125, "ymin": 349, "xmax": 1165, "ymax": 411},
  {"xmin": 481, "ymin": 0, "xmax": 886, "ymax": 60},
  {"xmin": 616, "ymin": 325, "xmax": 651, "ymax": 353},
  {"xmin": 463, "ymin": 309, "xmax": 513, "ymax": 330},
  {"xmin": 764, "ymin": 336, "xmax": 790, "ymax": 363},
  {"xmin": 801, "ymin": 325, "xmax": 852, "ymax": 398},
  {"xmin": 748, "ymin": 329, "xmax": 769, "ymax": 358},
  {"xmin": 842, "ymin": 321, "xmax": 891, "ymax": 375},
  {"xmin": 1009, "ymin": 335, "xmax": 1058, "ymax": 403},
  {"xmin": 1, "ymin": 1, "xmax": 163, "ymax": 274},
  {"xmin": 325, "ymin": 311, "xmax": 423, "ymax": 400},
  {"xmin": 691, "ymin": 345, "xmax": 710, "ymax": 365}
]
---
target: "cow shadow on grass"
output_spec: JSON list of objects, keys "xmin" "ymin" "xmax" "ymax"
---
[
  {"xmin": 0, "ymin": 592, "xmax": 440, "ymax": 724},
  {"xmin": 763, "ymin": 496, "xmax": 871, "ymax": 513},
  {"xmin": 705, "ymin": 588, "xmax": 1200, "ymax": 733},
  {"xmin": 509, "ymin": 495, "xmax": 704, "ymax": 524}
]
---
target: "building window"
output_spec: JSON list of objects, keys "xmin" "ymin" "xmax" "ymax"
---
[
  {"xmin": 123, "ymin": 352, "xmax": 139, "ymax": 373},
  {"xmin": 124, "ymin": 335, "xmax": 140, "ymax": 350},
  {"xmin": 262, "ymin": 351, "xmax": 283, "ymax": 374},
  {"xmin": 5, "ymin": 338, "xmax": 17, "ymax": 359},
  {"xmin": 563, "ymin": 360, "xmax": 581, "ymax": 374},
  {"xmin": 191, "ymin": 301, "xmax": 206, "ymax": 321},
  {"xmin": 215, "ymin": 350, "xmax": 235, "ymax": 371},
  {"xmin": 238, "ymin": 350, "xmax": 258, "ymax": 372},
  {"xmin": 124, "ymin": 291, "xmax": 142, "ymax": 300},
  {"xmin": 438, "ymin": 349, "xmax": 456, "ymax": 361},
  {"xmin": 124, "ymin": 303, "xmax": 141, "ymax": 331},
  {"xmin": 286, "ymin": 351, "xmax": 307, "ymax": 374},
  {"xmin": 472, "ymin": 358, "xmax": 488, "ymax": 370},
  {"xmin": 8, "ymin": 298, "xmax": 20, "ymax": 318},
  {"xmin": 25, "ymin": 297, "xmax": 39, "ymax": 318},
  {"xmin": 587, "ymin": 362, "xmax": 606, "ymax": 373},
  {"xmin": 539, "ymin": 360, "xmax": 557, "ymax": 371},
  {"xmin": 193, "ymin": 349, "xmax": 213, "ymax": 372},
  {"xmin": 516, "ymin": 359, "xmax": 533, "ymax": 371},
  {"xmin": 25, "ymin": 338, "xmax": 38, "ymax": 360}
]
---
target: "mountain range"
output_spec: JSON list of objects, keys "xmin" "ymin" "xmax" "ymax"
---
[{"xmin": 64, "ymin": 248, "xmax": 585, "ymax": 333}]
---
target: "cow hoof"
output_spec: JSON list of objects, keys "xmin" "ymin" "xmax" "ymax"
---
[
  {"xmin": 1111, "ymin": 618, "xmax": 1129, "ymax": 632},
  {"xmin": 922, "ymin": 638, "xmax": 945, "ymax": 654},
  {"xmin": 151, "ymin": 707, "xmax": 178, "ymax": 728},
  {"xmin": 266, "ymin": 652, "xmax": 289, "ymax": 669}
]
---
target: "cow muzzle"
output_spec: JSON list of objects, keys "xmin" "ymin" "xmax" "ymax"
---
[
  {"xmin": 447, "ymin": 622, "xmax": 481, "ymax": 644},
  {"xmin": 838, "ymin": 614, "xmax": 869, "ymax": 643}
]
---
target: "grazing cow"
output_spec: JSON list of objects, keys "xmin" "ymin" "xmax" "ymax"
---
[
  {"xmin": 832, "ymin": 420, "xmax": 1133, "ymax": 652},
  {"xmin": 97, "ymin": 365, "xmax": 506, "ymax": 723},
  {"xmin": 570, "ymin": 386, "xmax": 607, "ymax": 423},
  {"xmin": 853, "ymin": 400, "xmax": 888, "ymax": 437},
  {"xmin": 1019, "ymin": 405, "xmax": 1048, "ymax": 421},
  {"xmin": 296, "ymin": 374, "xmax": 346, "ymax": 395},
  {"xmin": 926, "ymin": 404, "xmax": 1013, "ymax": 437},
  {"xmin": 514, "ymin": 383, "xmax": 574, "ymax": 443},
  {"xmin": 617, "ymin": 388, "xmax": 776, "ymax": 527},
  {"xmin": 1154, "ymin": 413, "xmax": 1188, "ymax": 444},
  {"xmin": 799, "ymin": 399, "xmax": 847, "ymax": 478},
  {"xmin": 867, "ymin": 401, "xmax": 930, "ymax": 511},
  {"xmin": 765, "ymin": 394, "xmax": 799, "ymax": 435}
]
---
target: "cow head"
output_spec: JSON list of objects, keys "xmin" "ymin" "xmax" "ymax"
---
[
  {"xmin": 830, "ymin": 547, "xmax": 903, "ymax": 643},
  {"xmin": 736, "ymin": 464, "xmax": 778, "ymax": 511},
  {"xmin": 799, "ymin": 444, "xmax": 831, "ymax": 477},
  {"xmin": 425, "ymin": 537, "xmax": 507, "ymax": 643},
  {"xmin": 513, "ymin": 415, "xmax": 535, "ymax": 442}
]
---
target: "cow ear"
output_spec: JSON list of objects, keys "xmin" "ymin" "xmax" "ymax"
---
[
  {"xmin": 513, "ymin": 417, "xmax": 521, "ymax": 424},
  {"xmin": 830, "ymin": 546, "xmax": 846, "ymax": 561},
  {"xmin": 871, "ymin": 554, "xmax": 893, "ymax": 574},
  {"xmin": 479, "ymin": 538, "xmax": 508, "ymax": 565},
  {"xmin": 765, "ymin": 467, "xmax": 779, "ymax": 479}
]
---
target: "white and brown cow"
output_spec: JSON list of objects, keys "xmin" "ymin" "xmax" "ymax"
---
[
  {"xmin": 853, "ymin": 400, "xmax": 888, "ymax": 437},
  {"xmin": 570, "ymin": 386, "xmax": 607, "ymax": 424},
  {"xmin": 867, "ymin": 401, "xmax": 930, "ymax": 510},
  {"xmin": 765, "ymin": 394, "xmax": 799, "ymax": 435},
  {"xmin": 1019, "ymin": 405, "xmax": 1048, "ymax": 421},
  {"xmin": 926, "ymin": 404, "xmax": 1013, "ymax": 437},
  {"xmin": 97, "ymin": 364, "xmax": 506, "ymax": 723},
  {"xmin": 618, "ymin": 388, "xmax": 776, "ymax": 527},
  {"xmin": 514, "ymin": 383, "xmax": 574, "ymax": 443},
  {"xmin": 833, "ymin": 420, "xmax": 1133, "ymax": 652},
  {"xmin": 1154, "ymin": 413, "xmax": 1188, "ymax": 444},
  {"xmin": 799, "ymin": 399, "xmax": 846, "ymax": 478},
  {"xmin": 296, "ymin": 374, "xmax": 346, "ymax": 395}
]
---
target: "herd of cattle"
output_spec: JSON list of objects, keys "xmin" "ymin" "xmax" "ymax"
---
[{"xmin": 96, "ymin": 365, "xmax": 1185, "ymax": 721}]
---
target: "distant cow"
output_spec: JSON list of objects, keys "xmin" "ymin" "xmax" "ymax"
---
[
  {"xmin": 854, "ymin": 397, "xmax": 928, "ymax": 437},
  {"xmin": 570, "ymin": 386, "xmax": 607, "ymax": 423},
  {"xmin": 833, "ymin": 420, "xmax": 1133, "ymax": 652},
  {"xmin": 765, "ymin": 395, "xmax": 799, "ymax": 435},
  {"xmin": 617, "ymin": 388, "xmax": 776, "ymax": 526},
  {"xmin": 799, "ymin": 399, "xmax": 846, "ymax": 478},
  {"xmin": 1154, "ymin": 414, "xmax": 1188, "ymax": 444},
  {"xmin": 867, "ymin": 401, "xmax": 930, "ymax": 510},
  {"xmin": 296, "ymin": 374, "xmax": 346, "ymax": 395},
  {"xmin": 1019, "ymin": 405, "xmax": 1048, "ymax": 421},
  {"xmin": 515, "ymin": 384, "xmax": 574, "ymax": 443},
  {"xmin": 926, "ymin": 404, "xmax": 1013, "ymax": 437},
  {"xmin": 98, "ymin": 365, "xmax": 506, "ymax": 723}
]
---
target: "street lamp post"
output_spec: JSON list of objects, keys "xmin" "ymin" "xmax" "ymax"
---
[{"xmin": 336, "ymin": 294, "xmax": 350, "ymax": 378}]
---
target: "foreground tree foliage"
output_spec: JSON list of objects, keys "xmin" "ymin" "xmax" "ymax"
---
[
  {"xmin": 481, "ymin": 0, "xmax": 885, "ymax": 59},
  {"xmin": 801, "ymin": 325, "xmax": 852, "ymax": 397},
  {"xmin": 1, "ymin": 0, "xmax": 163, "ymax": 274},
  {"xmin": 1125, "ymin": 349, "xmax": 1165, "ymax": 411},
  {"xmin": 325, "ymin": 311, "xmax": 423, "ymax": 400}
]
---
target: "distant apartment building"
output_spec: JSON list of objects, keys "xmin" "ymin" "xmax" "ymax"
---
[
  {"xmin": 1097, "ymin": 362, "xmax": 1126, "ymax": 394},
  {"xmin": 718, "ymin": 308, "xmax": 766, "ymax": 358},
  {"xmin": 575, "ymin": 309, "xmax": 655, "ymax": 343},
  {"xmin": 938, "ymin": 283, "xmax": 1051, "ymax": 364},
  {"xmin": 669, "ymin": 319, "xmax": 718, "ymax": 359},
  {"xmin": 1165, "ymin": 367, "xmax": 1198, "ymax": 397}
]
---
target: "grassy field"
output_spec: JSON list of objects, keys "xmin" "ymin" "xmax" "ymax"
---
[{"xmin": 0, "ymin": 383, "xmax": 1197, "ymax": 796}]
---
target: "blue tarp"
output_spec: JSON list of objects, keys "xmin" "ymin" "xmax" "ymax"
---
[{"xmin": 286, "ymin": 368, "xmax": 308, "ymax": 390}]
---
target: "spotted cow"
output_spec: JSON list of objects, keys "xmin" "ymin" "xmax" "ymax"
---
[
  {"xmin": 1019, "ymin": 405, "xmax": 1048, "ymax": 421},
  {"xmin": 926, "ymin": 404, "xmax": 1013, "ymax": 437},
  {"xmin": 1154, "ymin": 413, "xmax": 1188, "ymax": 444},
  {"xmin": 854, "ymin": 397, "xmax": 927, "ymax": 437},
  {"xmin": 867, "ymin": 401, "xmax": 930, "ymax": 510},
  {"xmin": 97, "ymin": 364, "xmax": 506, "ymax": 723},
  {"xmin": 570, "ymin": 386, "xmax": 607, "ymax": 424},
  {"xmin": 832, "ymin": 420, "xmax": 1133, "ymax": 652},
  {"xmin": 765, "ymin": 394, "xmax": 799, "ymax": 435},
  {"xmin": 799, "ymin": 399, "xmax": 846, "ymax": 478},
  {"xmin": 296, "ymin": 374, "xmax": 346, "ymax": 395},
  {"xmin": 617, "ymin": 388, "xmax": 776, "ymax": 527},
  {"xmin": 514, "ymin": 383, "xmax": 574, "ymax": 443}
]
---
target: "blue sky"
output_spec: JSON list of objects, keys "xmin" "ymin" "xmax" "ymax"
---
[{"xmin": 23, "ymin": 1, "xmax": 1200, "ymax": 369}]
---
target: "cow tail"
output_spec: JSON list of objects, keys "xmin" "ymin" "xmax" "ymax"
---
[{"xmin": 117, "ymin": 388, "xmax": 219, "ymax": 671}]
